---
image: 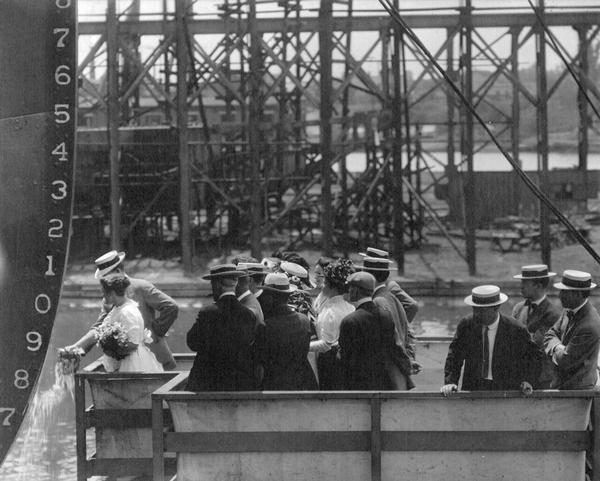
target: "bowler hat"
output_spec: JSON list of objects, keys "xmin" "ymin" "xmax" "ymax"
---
[
  {"xmin": 513, "ymin": 264, "xmax": 556, "ymax": 279},
  {"xmin": 464, "ymin": 285, "xmax": 508, "ymax": 307},
  {"xmin": 554, "ymin": 270, "xmax": 597, "ymax": 290},
  {"xmin": 260, "ymin": 273, "xmax": 297, "ymax": 294},
  {"xmin": 346, "ymin": 271, "xmax": 376, "ymax": 293},
  {"xmin": 94, "ymin": 250, "xmax": 126, "ymax": 278},
  {"xmin": 202, "ymin": 264, "xmax": 245, "ymax": 280}
]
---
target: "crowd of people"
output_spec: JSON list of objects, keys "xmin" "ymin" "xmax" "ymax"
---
[{"xmin": 60, "ymin": 248, "xmax": 600, "ymax": 394}]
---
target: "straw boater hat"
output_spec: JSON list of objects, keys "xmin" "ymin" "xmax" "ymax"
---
[
  {"xmin": 464, "ymin": 285, "xmax": 508, "ymax": 307},
  {"xmin": 260, "ymin": 273, "xmax": 297, "ymax": 294},
  {"xmin": 202, "ymin": 264, "xmax": 245, "ymax": 280},
  {"xmin": 94, "ymin": 250, "xmax": 126, "ymax": 278},
  {"xmin": 513, "ymin": 264, "xmax": 556, "ymax": 279},
  {"xmin": 554, "ymin": 270, "xmax": 597, "ymax": 290},
  {"xmin": 358, "ymin": 256, "xmax": 398, "ymax": 272},
  {"xmin": 237, "ymin": 262, "xmax": 268, "ymax": 275},
  {"xmin": 359, "ymin": 247, "xmax": 390, "ymax": 258}
]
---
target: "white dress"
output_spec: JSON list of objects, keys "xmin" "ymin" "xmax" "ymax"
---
[{"xmin": 98, "ymin": 300, "xmax": 163, "ymax": 373}]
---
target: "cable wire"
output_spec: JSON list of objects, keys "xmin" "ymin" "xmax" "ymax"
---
[{"xmin": 378, "ymin": 0, "xmax": 600, "ymax": 265}]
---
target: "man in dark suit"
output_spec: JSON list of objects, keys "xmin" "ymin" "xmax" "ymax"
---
[
  {"xmin": 338, "ymin": 271, "xmax": 401, "ymax": 390},
  {"xmin": 441, "ymin": 285, "xmax": 540, "ymax": 396},
  {"xmin": 186, "ymin": 264, "xmax": 259, "ymax": 391},
  {"xmin": 360, "ymin": 256, "xmax": 419, "ymax": 388},
  {"xmin": 235, "ymin": 262, "xmax": 266, "ymax": 326},
  {"xmin": 359, "ymin": 247, "xmax": 419, "ymax": 322},
  {"xmin": 258, "ymin": 273, "xmax": 317, "ymax": 390},
  {"xmin": 512, "ymin": 264, "xmax": 561, "ymax": 388},
  {"xmin": 544, "ymin": 270, "xmax": 600, "ymax": 390}
]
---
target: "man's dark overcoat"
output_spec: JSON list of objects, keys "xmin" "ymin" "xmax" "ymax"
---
[
  {"xmin": 186, "ymin": 294, "xmax": 258, "ymax": 391},
  {"xmin": 260, "ymin": 304, "xmax": 317, "ymax": 390},
  {"xmin": 338, "ymin": 300, "xmax": 395, "ymax": 390}
]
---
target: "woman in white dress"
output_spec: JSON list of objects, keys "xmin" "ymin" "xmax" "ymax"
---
[
  {"xmin": 309, "ymin": 258, "xmax": 355, "ymax": 389},
  {"xmin": 95, "ymin": 273, "xmax": 163, "ymax": 373}
]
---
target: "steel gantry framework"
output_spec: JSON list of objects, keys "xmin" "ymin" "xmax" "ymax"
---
[{"xmin": 74, "ymin": 0, "xmax": 600, "ymax": 274}]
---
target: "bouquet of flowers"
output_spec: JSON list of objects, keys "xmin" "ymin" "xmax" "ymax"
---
[{"xmin": 95, "ymin": 322, "xmax": 131, "ymax": 360}]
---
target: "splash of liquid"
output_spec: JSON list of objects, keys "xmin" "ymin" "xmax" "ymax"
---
[{"xmin": 9, "ymin": 357, "xmax": 78, "ymax": 481}]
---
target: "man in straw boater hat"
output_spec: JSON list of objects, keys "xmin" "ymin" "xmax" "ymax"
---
[
  {"xmin": 359, "ymin": 247, "xmax": 419, "ymax": 323},
  {"xmin": 441, "ymin": 285, "xmax": 540, "ymax": 396},
  {"xmin": 235, "ymin": 262, "xmax": 267, "ymax": 326},
  {"xmin": 61, "ymin": 250, "xmax": 179, "ymax": 370},
  {"xmin": 186, "ymin": 264, "xmax": 260, "ymax": 391},
  {"xmin": 258, "ymin": 273, "xmax": 318, "ymax": 390},
  {"xmin": 359, "ymin": 254, "xmax": 418, "ymax": 388},
  {"xmin": 544, "ymin": 270, "xmax": 600, "ymax": 390},
  {"xmin": 512, "ymin": 264, "xmax": 561, "ymax": 389}
]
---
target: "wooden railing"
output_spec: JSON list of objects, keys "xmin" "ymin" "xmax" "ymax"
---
[
  {"xmin": 75, "ymin": 371, "xmax": 180, "ymax": 481},
  {"xmin": 151, "ymin": 372, "xmax": 600, "ymax": 481}
]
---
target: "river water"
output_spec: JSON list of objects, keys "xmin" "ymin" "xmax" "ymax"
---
[
  {"xmin": 342, "ymin": 150, "xmax": 600, "ymax": 172},
  {"xmin": 0, "ymin": 294, "xmax": 528, "ymax": 480}
]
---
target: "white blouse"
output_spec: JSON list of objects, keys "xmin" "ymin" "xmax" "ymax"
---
[{"xmin": 309, "ymin": 294, "xmax": 354, "ymax": 353}]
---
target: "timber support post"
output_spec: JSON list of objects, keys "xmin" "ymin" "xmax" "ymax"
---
[
  {"xmin": 176, "ymin": 0, "xmax": 192, "ymax": 274},
  {"xmin": 107, "ymin": 0, "xmax": 121, "ymax": 250},
  {"xmin": 319, "ymin": 0, "xmax": 334, "ymax": 256},
  {"xmin": 536, "ymin": 0, "xmax": 551, "ymax": 267}
]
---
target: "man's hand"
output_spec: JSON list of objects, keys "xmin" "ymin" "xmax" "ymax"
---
[
  {"xmin": 411, "ymin": 361, "xmax": 422, "ymax": 375},
  {"xmin": 440, "ymin": 383, "xmax": 458, "ymax": 397},
  {"xmin": 520, "ymin": 381, "xmax": 533, "ymax": 396}
]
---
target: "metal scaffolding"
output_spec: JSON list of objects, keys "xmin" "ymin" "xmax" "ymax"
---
[{"xmin": 73, "ymin": 0, "xmax": 600, "ymax": 273}]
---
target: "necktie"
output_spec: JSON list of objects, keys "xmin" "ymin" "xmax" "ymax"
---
[
  {"xmin": 482, "ymin": 326, "xmax": 490, "ymax": 379},
  {"xmin": 562, "ymin": 310, "xmax": 575, "ymax": 341},
  {"xmin": 524, "ymin": 299, "xmax": 537, "ymax": 315}
]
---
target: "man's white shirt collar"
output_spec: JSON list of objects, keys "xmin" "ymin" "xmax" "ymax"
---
[{"xmin": 238, "ymin": 290, "xmax": 252, "ymax": 302}]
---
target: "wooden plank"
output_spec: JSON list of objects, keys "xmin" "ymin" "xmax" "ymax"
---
[
  {"xmin": 175, "ymin": 452, "xmax": 371, "ymax": 481},
  {"xmin": 164, "ymin": 431, "xmax": 370, "ymax": 453},
  {"xmin": 75, "ymin": 375, "xmax": 87, "ymax": 481},
  {"xmin": 86, "ymin": 408, "xmax": 172, "ymax": 428},
  {"xmin": 382, "ymin": 430, "xmax": 590, "ymax": 452},
  {"xmin": 162, "ymin": 430, "xmax": 588, "ymax": 453},
  {"xmin": 381, "ymin": 397, "xmax": 592, "ymax": 431},
  {"xmin": 381, "ymin": 451, "xmax": 584, "ymax": 481},
  {"xmin": 592, "ymin": 397, "xmax": 600, "ymax": 481},
  {"xmin": 371, "ymin": 398, "xmax": 381, "ymax": 481},
  {"xmin": 169, "ymin": 399, "xmax": 371, "ymax": 432},
  {"xmin": 153, "ymin": 395, "xmax": 166, "ymax": 481},
  {"xmin": 89, "ymin": 456, "xmax": 176, "ymax": 477}
]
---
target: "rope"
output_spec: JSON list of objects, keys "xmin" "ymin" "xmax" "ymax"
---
[
  {"xmin": 527, "ymin": 0, "xmax": 600, "ymax": 124},
  {"xmin": 378, "ymin": 0, "xmax": 600, "ymax": 265}
]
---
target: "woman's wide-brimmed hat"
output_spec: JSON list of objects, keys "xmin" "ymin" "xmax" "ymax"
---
[
  {"xmin": 94, "ymin": 250, "xmax": 126, "ymax": 278},
  {"xmin": 513, "ymin": 264, "xmax": 556, "ymax": 279},
  {"xmin": 554, "ymin": 270, "xmax": 597, "ymax": 290},
  {"xmin": 202, "ymin": 263, "xmax": 246, "ymax": 280},
  {"xmin": 464, "ymin": 285, "xmax": 508, "ymax": 307},
  {"xmin": 260, "ymin": 273, "xmax": 297, "ymax": 294}
]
